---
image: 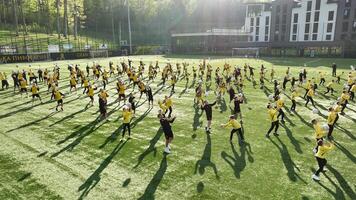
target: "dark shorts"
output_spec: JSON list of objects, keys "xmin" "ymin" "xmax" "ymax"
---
[
  {"xmin": 206, "ymin": 114, "xmax": 212, "ymax": 121},
  {"xmin": 32, "ymin": 94, "xmax": 40, "ymax": 98},
  {"xmin": 99, "ymin": 106, "xmax": 106, "ymax": 114},
  {"xmin": 119, "ymin": 94, "xmax": 125, "ymax": 98},
  {"xmin": 57, "ymin": 99, "xmax": 63, "ymax": 104},
  {"xmin": 20, "ymin": 88, "xmax": 27, "ymax": 92},
  {"xmin": 164, "ymin": 130, "xmax": 174, "ymax": 139}
]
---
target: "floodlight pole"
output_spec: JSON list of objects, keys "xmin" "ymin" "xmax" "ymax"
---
[{"xmin": 127, "ymin": 0, "xmax": 132, "ymax": 54}]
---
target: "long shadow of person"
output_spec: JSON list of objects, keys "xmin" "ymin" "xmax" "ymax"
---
[
  {"xmin": 327, "ymin": 165, "xmax": 356, "ymax": 199},
  {"xmin": 138, "ymin": 154, "xmax": 168, "ymax": 200},
  {"xmin": 314, "ymin": 168, "xmax": 346, "ymax": 200},
  {"xmin": 221, "ymin": 142, "xmax": 254, "ymax": 179},
  {"xmin": 280, "ymin": 124, "xmax": 303, "ymax": 154},
  {"xmin": 217, "ymin": 97, "xmax": 227, "ymax": 113},
  {"xmin": 334, "ymin": 141, "xmax": 356, "ymax": 164},
  {"xmin": 334, "ymin": 125, "xmax": 356, "ymax": 141},
  {"xmin": 77, "ymin": 140, "xmax": 128, "ymax": 199},
  {"xmin": 269, "ymin": 137, "xmax": 306, "ymax": 183},
  {"xmin": 189, "ymin": 79, "xmax": 196, "ymax": 89},
  {"xmin": 192, "ymin": 105, "xmax": 203, "ymax": 132},
  {"xmin": 194, "ymin": 131, "xmax": 219, "ymax": 179},
  {"xmin": 133, "ymin": 128, "xmax": 163, "ymax": 169},
  {"xmin": 179, "ymin": 80, "xmax": 189, "ymax": 98},
  {"xmin": 6, "ymin": 111, "xmax": 57, "ymax": 133},
  {"xmin": 294, "ymin": 111, "xmax": 313, "ymax": 128}
]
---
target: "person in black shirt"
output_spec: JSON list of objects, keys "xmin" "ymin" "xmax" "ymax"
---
[
  {"xmin": 332, "ymin": 63, "xmax": 337, "ymax": 77},
  {"xmin": 201, "ymin": 100, "xmax": 217, "ymax": 133},
  {"xmin": 158, "ymin": 111, "xmax": 176, "ymax": 154},
  {"xmin": 146, "ymin": 85, "xmax": 154, "ymax": 107},
  {"xmin": 228, "ymin": 86, "xmax": 235, "ymax": 102},
  {"xmin": 38, "ymin": 68, "xmax": 43, "ymax": 82},
  {"xmin": 128, "ymin": 93, "xmax": 137, "ymax": 114},
  {"xmin": 231, "ymin": 95, "xmax": 243, "ymax": 119}
]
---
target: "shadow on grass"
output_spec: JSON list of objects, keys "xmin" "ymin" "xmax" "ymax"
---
[
  {"xmin": 221, "ymin": 142, "xmax": 254, "ymax": 179},
  {"xmin": 6, "ymin": 111, "xmax": 57, "ymax": 133},
  {"xmin": 194, "ymin": 131, "xmax": 219, "ymax": 179},
  {"xmin": 326, "ymin": 165, "xmax": 356, "ymax": 199},
  {"xmin": 269, "ymin": 137, "xmax": 306, "ymax": 183},
  {"xmin": 179, "ymin": 80, "xmax": 189, "ymax": 98},
  {"xmin": 334, "ymin": 125, "xmax": 356, "ymax": 141},
  {"xmin": 217, "ymin": 97, "xmax": 227, "ymax": 113},
  {"xmin": 138, "ymin": 154, "xmax": 167, "ymax": 200},
  {"xmin": 133, "ymin": 128, "xmax": 163, "ymax": 169},
  {"xmin": 49, "ymin": 106, "xmax": 89, "ymax": 127},
  {"xmin": 78, "ymin": 140, "xmax": 128, "ymax": 199},
  {"xmin": 192, "ymin": 105, "xmax": 203, "ymax": 132},
  {"xmin": 334, "ymin": 141, "xmax": 356, "ymax": 164},
  {"xmin": 281, "ymin": 124, "xmax": 303, "ymax": 154}
]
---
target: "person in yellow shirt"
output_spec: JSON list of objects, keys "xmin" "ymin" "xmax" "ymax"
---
[
  {"xmin": 318, "ymin": 71, "xmax": 326, "ymax": 86},
  {"xmin": 117, "ymin": 80, "xmax": 126, "ymax": 105},
  {"xmin": 339, "ymin": 91, "xmax": 350, "ymax": 114},
  {"xmin": 69, "ymin": 75, "xmax": 77, "ymax": 92},
  {"xmin": 102, "ymin": 69, "xmax": 109, "ymax": 90},
  {"xmin": 312, "ymin": 140, "xmax": 334, "ymax": 181},
  {"xmin": 195, "ymin": 84, "xmax": 204, "ymax": 105},
  {"xmin": 221, "ymin": 115, "xmax": 244, "ymax": 145},
  {"xmin": 54, "ymin": 89, "xmax": 64, "ymax": 111},
  {"xmin": 30, "ymin": 83, "xmax": 42, "ymax": 104},
  {"xmin": 305, "ymin": 87, "xmax": 315, "ymax": 107},
  {"xmin": 121, "ymin": 106, "xmax": 133, "ymax": 140},
  {"xmin": 1, "ymin": 72, "xmax": 9, "ymax": 90},
  {"xmin": 326, "ymin": 107, "xmax": 337, "ymax": 140},
  {"xmin": 266, "ymin": 104, "xmax": 279, "ymax": 137},
  {"xmin": 350, "ymin": 81, "xmax": 355, "ymax": 101},
  {"xmin": 98, "ymin": 89, "xmax": 109, "ymax": 119},
  {"xmin": 324, "ymin": 80, "xmax": 335, "ymax": 95},
  {"xmin": 19, "ymin": 78, "xmax": 28, "ymax": 97},
  {"xmin": 303, "ymin": 79, "xmax": 312, "ymax": 99},
  {"xmin": 82, "ymin": 77, "xmax": 89, "ymax": 94},
  {"xmin": 311, "ymin": 118, "xmax": 325, "ymax": 142},
  {"xmin": 87, "ymin": 84, "xmax": 97, "ymax": 106},
  {"xmin": 138, "ymin": 80, "xmax": 146, "ymax": 99},
  {"xmin": 158, "ymin": 100, "xmax": 167, "ymax": 114},
  {"xmin": 290, "ymin": 89, "xmax": 299, "ymax": 111},
  {"xmin": 164, "ymin": 96, "xmax": 173, "ymax": 118},
  {"xmin": 275, "ymin": 95, "xmax": 285, "ymax": 123}
]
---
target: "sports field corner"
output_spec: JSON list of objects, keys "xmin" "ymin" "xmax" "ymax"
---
[{"xmin": 0, "ymin": 55, "xmax": 355, "ymax": 200}]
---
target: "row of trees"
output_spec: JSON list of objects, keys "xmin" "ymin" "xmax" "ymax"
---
[{"xmin": 0, "ymin": 0, "xmax": 196, "ymax": 45}]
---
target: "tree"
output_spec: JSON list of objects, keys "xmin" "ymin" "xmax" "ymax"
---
[
  {"xmin": 12, "ymin": 0, "xmax": 19, "ymax": 36},
  {"xmin": 56, "ymin": 0, "xmax": 61, "ymax": 38},
  {"xmin": 63, "ymin": 0, "xmax": 68, "ymax": 37}
]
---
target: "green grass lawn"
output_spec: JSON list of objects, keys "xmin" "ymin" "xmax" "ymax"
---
[{"xmin": 0, "ymin": 55, "xmax": 355, "ymax": 200}]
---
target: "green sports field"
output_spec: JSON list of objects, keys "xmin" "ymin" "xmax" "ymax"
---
[{"xmin": 0, "ymin": 55, "xmax": 355, "ymax": 200}]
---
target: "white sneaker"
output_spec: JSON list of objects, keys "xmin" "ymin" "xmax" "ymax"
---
[
  {"xmin": 168, "ymin": 144, "xmax": 171, "ymax": 150},
  {"xmin": 312, "ymin": 148, "xmax": 317, "ymax": 154},
  {"xmin": 164, "ymin": 147, "xmax": 171, "ymax": 154},
  {"xmin": 312, "ymin": 174, "xmax": 320, "ymax": 181}
]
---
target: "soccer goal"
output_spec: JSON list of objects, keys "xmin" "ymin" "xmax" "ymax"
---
[
  {"xmin": 232, "ymin": 48, "xmax": 260, "ymax": 58},
  {"xmin": 89, "ymin": 50, "xmax": 109, "ymax": 59}
]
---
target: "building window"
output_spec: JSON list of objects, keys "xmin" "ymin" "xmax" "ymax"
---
[
  {"xmin": 343, "ymin": 22, "xmax": 349, "ymax": 32},
  {"xmin": 305, "ymin": 24, "xmax": 310, "ymax": 33},
  {"xmin": 250, "ymin": 18, "xmax": 254, "ymax": 26},
  {"xmin": 353, "ymin": 21, "xmax": 356, "ymax": 32},
  {"xmin": 250, "ymin": 27, "xmax": 254, "ymax": 32},
  {"xmin": 307, "ymin": 1, "xmax": 312, "ymax": 11},
  {"xmin": 256, "ymin": 17, "xmax": 260, "ymax": 26},
  {"xmin": 315, "ymin": 0, "xmax": 321, "ymax": 10},
  {"xmin": 281, "ymin": 34, "xmax": 285, "ymax": 41},
  {"xmin": 304, "ymin": 34, "xmax": 309, "ymax": 41},
  {"xmin": 346, "ymin": 0, "xmax": 351, "ymax": 7},
  {"xmin": 265, "ymin": 27, "xmax": 269, "ymax": 35},
  {"xmin": 276, "ymin": 5, "xmax": 281, "ymax": 13},
  {"xmin": 292, "ymin": 35, "xmax": 297, "ymax": 41},
  {"xmin": 313, "ymin": 23, "xmax": 319, "ymax": 33},
  {"xmin": 312, "ymin": 34, "xmax": 317, "ymax": 41},
  {"xmin": 266, "ymin": 16, "xmax": 270, "ymax": 25},
  {"xmin": 326, "ymin": 35, "xmax": 332, "ymax": 41},
  {"xmin": 265, "ymin": 35, "xmax": 269, "ymax": 41},
  {"xmin": 275, "ymin": 25, "xmax": 280, "ymax": 32},
  {"xmin": 327, "ymin": 23, "xmax": 333, "ymax": 33},
  {"xmin": 293, "ymin": 24, "xmax": 298, "ymax": 34},
  {"xmin": 344, "ymin": 9, "xmax": 350, "ymax": 19},
  {"xmin": 306, "ymin": 13, "xmax": 311, "ymax": 22},
  {"xmin": 256, "ymin": 27, "xmax": 260, "ymax": 34},
  {"xmin": 328, "ymin": 11, "xmax": 334, "ymax": 21},
  {"xmin": 276, "ymin": 17, "xmax": 280, "ymax": 25},
  {"xmin": 255, "ymin": 36, "xmax": 259, "ymax": 41},
  {"xmin": 314, "ymin": 11, "xmax": 320, "ymax": 22},
  {"xmin": 293, "ymin": 13, "xmax": 298, "ymax": 23}
]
